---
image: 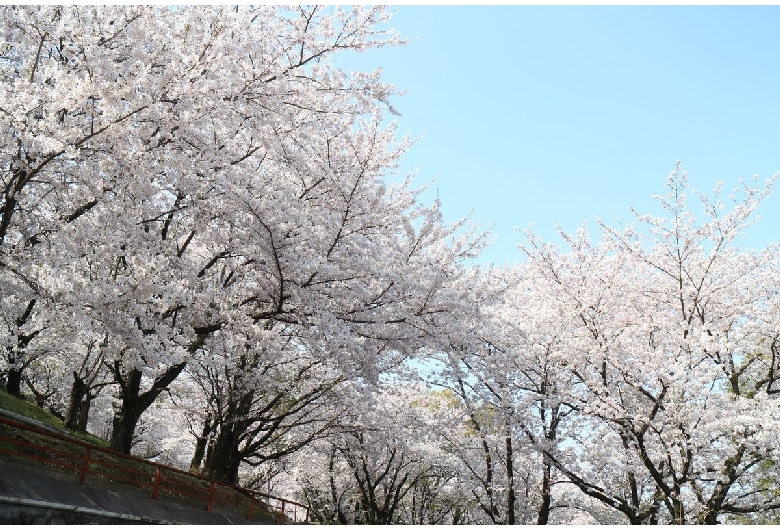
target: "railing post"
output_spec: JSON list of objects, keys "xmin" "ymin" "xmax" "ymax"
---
[
  {"xmin": 207, "ymin": 482, "xmax": 215, "ymax": 512},
  {"xmin": 279, "ymin": 500, "xmax": 285, "ymax": 523},
  {"xmin": 249, "ymin": 494, "xmax": 254, "ymax": 521},
  {"xmin": 152, "ymin": 467, "xmax": 161, "ymax": 500},
  {"xmin": 294, "ymin": 504, "xmax": 297, "ymax": 522},
  {"xmin": 79, "ymin": 447, "xmax": 91, "ymax": 485}
]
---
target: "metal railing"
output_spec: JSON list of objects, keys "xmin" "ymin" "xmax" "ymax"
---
[{"xmin": 0, "ymin": 414, "xmax": 308, "ymax": 523}]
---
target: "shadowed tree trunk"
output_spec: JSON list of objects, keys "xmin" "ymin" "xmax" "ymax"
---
[
  {"xmin": 189, "ymin": 411, "xmax": 214, "ymax": 473},
  {"xmin": 537, "ymin": 401, "xmax": 562, "ymax": 525},
  {"xmin": 201, "ymin": 382, "xmax": 340, "ymax": 485},
  {"xmin": 5, "ymin": 368, "xmax": 22, "ymax": 397},
  {"xmin": 505, "ymin": 431, "xmax": 516, "ymax": 525},
  {"xmin": 109, "ymin": 327, "xmax": 216, "ymax": 453},
  {"xmin": 64, "ymin": 374, "xmax": 102, "ymax": 432},
  {"xmin": 5, "ymin": 299, "xmax": 41, "ymax": 397},
  {"xmin": 203, "ymin": 387, "xmax": 254, "ymax": 483},
  {"xmin": 77, "ymin": 390, "xmax": 93, "ymax": 431},
  {"xmin": 199, "ymin": 352, "xmax": 343, "ymax": 485},
  {"xmin": 537, "ymin": 457, "xmax": 552, "ymax": 525},
  {"xmin": 203, "ymin": 423, "xmax": 246, "ymax": 484},
  {"xmin": 64, "ymin": 339, "xmax": 106, "ymax": 431},
  {"xmin": 110, "ymin": 363, "xmax": 187, "ymax": 453},
  {"xmin": 64, "ymin": 373, "xmax": 88, "ymax": 430}
]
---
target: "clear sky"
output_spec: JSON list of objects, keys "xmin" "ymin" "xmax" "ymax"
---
[{"xmin": 335, "ymin": 6, "xmax": 780, "ymax": 265}]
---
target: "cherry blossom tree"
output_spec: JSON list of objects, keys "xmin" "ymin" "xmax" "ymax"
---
[
  {"xmin": 518, "ymin": 166, "xmax": 780, "ymax": 524},
  {"xmin": 295, "ymin": 384, "xmax": 469, "ymax": 524},
  {"xmin": 427, "ymin": 167, "xmax": 780, "ymax": 525},
  {"xmin": 6, "ymin": 6, "xmax": 780, "ymax": 523},
  {"xmin": 2, "ymin": 6, "xmax": 488, "ymax": 470},
  {"xmin": 433, "ymin": 266, "xmax": 579, "ymax": 525}
]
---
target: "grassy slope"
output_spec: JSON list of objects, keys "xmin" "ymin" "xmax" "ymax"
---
[{"xmin": 0, "ymin": 389, "xmax": 107, "ymax": 446}]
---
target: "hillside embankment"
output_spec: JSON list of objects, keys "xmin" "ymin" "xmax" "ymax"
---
[{"xmin": 0, "ymin": 408, "xmax": 278, "ymax": 525}]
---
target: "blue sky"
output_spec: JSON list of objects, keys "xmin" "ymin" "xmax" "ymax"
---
[{"xmin": 336, "ymin": 6, "xmax": 780, "ymax": 265}]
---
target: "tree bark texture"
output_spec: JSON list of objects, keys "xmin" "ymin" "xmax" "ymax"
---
[
  {"xmin": 64, "ymin": 373, "xmax": 88, "ymax": 431},
  {"xmin": 5, "ymin": 368, "xmax": 22, "ymax": 397},
  {"xmin": 109, "ymin": 362, "xmax": 187, "ymax": 453}
]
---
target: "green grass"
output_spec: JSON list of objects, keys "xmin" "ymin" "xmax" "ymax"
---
[
  {"xmin": 0, "ymin": 389, "xmax": 108, "ymax": 447},
  {"xmin": 0, "ymin": 389, "xmax": 63, "ymax": 426}
]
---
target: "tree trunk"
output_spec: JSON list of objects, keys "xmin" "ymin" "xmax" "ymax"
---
[
  {"xmin": 111, "ymin": 407, "xmax": 143, "ymax": 453},
  {"xmin": 329, "ymin": 448, "xmax": 349, "ymax": 524},
  {"xmin": 109, "ymin": 362, "xmax": 187, "ymax": 453},
  {"xmin": 77, "ymin": 391, "xmax": 93, "ymax": 432},
  {"xmin": 64, "ymin": 372, "xmax": 88, "ymax": 431},
  {"xmin": 189, "ymin": 412, "xmax": 213, "ymax": 473},
  {"xmin": 6, "ymin": 367, "xmax": 22, "ymax": 397},
  {"xmin": 202, "ymin": 366, "xmax": 255, "ymax": 484},
  {"xmin": 6, "ymin": 299, "xmax": 39, "ymax": 397},
  {"xmin": 204, "ymin": 425, "xmax": 243, "ymax": 483},
  {"xmin": 538, "ymin": 402, "xmax": 560, "ymax": 525},
  {"xmin": 480, "ymin": 434, "xmax": 498, "ymax": 522},
  {"xmin": 505, "ymin": 432, "xmax": 516, "ymax": 525},
  {"xmin": 110, "ymin": 369, "xmax": 145, "ymax": 453},
  {"xmin": 537, "ymin": 458, "xmax": 552, "ymax": 524}
]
